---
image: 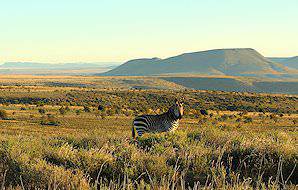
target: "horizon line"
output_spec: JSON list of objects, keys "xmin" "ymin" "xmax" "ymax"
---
[{"xmin": 1, "ymin": 47, "xmax": 297, "ymax": 64}]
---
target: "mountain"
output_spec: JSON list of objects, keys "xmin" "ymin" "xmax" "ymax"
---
[
  {"xmin": 1, "ymin": 62, "xmax": 53, "ymax": 68},
  {"xmin": 1, "ymin": 62, "xmax": 119, "ymax": 69},
  {"xmin": 268, "ymin": 57, "xmax": 298, "ymax": 69},
  {"xmin": 101, "ymin": 48, "xmax": 290, "ymax": 76},
  {"xmin": 0, "ymin": 62, "xmax": 120, "ymax": 75}
]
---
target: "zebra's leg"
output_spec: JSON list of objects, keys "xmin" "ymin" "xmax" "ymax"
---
[
  {"xmin": 133, "ymin": 121, "xmax": 147, "ymax": 139},
  {"xmin": 132, "ymin": 127, "xmax": 144, "ymax": 143},
  {"xmin": 132, "ymin": 126, "xmax": 137, "ymax": 141},
  {"xmin": 137, "ymin": 130, "xmax": 144, "ymax": 137},
  {"xmin": 133, "ymin": 125, "xmax": 145, "ymax": 141}
]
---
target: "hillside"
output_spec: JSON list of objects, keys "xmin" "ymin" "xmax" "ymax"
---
[
  {"xmin": 162, "ymin": 76, "xmax": 298, "ymax": 94},
  {"xmin": 268, "ymin": 56, "xmax": 298, "ymax": 69},
  {"xmin": 101, "ymin": 48, "xmax": 290, "ymax": 76}
]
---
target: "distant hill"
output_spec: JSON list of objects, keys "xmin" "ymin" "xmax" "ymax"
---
[
  {"xmin": 268, "ymin": 56, "xmax": 298, "ymax": 69},
  {"xmin": 101, "ymin": 48, "xmax": 290, "ymax": 77},
  {"xmin": 1, "ymin": 62, "xmax": 53, "ymax": 68},
  {"xmin": 1, "ymin": 62, "xmax": 119, "ymax": 69},
  {"xmin": 0, "ymin": 62, "xmax": 120, "ymax": 75}
]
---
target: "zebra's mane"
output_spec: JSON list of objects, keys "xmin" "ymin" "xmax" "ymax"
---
[{"xmin": 166, "ymin": 105, "xmax": 181, "ymax": 120}]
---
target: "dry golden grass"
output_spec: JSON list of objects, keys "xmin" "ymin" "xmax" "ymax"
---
[
  {"xmin": 0, "ymin": 76, "xmax": 297, "ymax": 189},
  {"xmin": 0, "ymin": 103, "xmax": 297, "ymax": 189}
]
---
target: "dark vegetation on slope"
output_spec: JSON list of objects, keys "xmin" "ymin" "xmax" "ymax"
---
[
  {"xmin": 0, "ymin": 89, "xmax": 297, "ymax": 114},
  {"xmin": 162, "ymin": 77, "xmax": 298, "ymax": 94},
  {"xmin": 162, "ymin": 77, "xmax": 255, "ymax": 92}
]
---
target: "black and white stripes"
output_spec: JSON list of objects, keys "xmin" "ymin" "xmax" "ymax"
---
[{"xmin": 132, "ymin": 101, "xmax": 184, "ymax": 139}]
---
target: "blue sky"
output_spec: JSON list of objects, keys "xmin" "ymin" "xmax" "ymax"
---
[{"xmin": 0, "ymin": 0, "xmax": 297, "ymax": 63}]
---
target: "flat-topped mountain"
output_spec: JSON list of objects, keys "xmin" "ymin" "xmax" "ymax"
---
[{"xmin": 101, "ymin": 48, "xmax": 289, "ymax": 76}]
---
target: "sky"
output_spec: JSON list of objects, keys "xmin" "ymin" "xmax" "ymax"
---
[{"xmin": 0, "ymin": 0, "xmax": 297, "ymax": 63}]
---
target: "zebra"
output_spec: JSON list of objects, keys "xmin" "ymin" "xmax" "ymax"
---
[{"xmin": 132, "ymin": 100, "xmax": 184, "ymax": 139}]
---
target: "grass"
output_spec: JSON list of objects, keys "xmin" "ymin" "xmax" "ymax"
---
[
  {"xmin": 0, "ymin": 105, "xmax": 297, "ymax": 189},
  {"xmin": 0, "ymin": 76, "xmax": 296, "ymax": 189}
]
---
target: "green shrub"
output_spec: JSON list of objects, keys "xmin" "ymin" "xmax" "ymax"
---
[
  {"xmin": 40, "ymin": 115, "xmax": 60, "ymax": 126},
  {"xmin": 75, "ymin": 110, "xmax": 81, "ymax": 115},
  {"xmin": 0, "ymin": 109, "xmax": 8, "ymax": 119},
  {"xmin": 38, "ymin": 108, "xmax": 46, "ymax": 115},
  {"xmin": 200, "ymin": 109, "xmax": 209, "ymax": 116},
  {"xmin": 83, "ymin": 106, "xmax": 91, "ymax": 113},
  {"xmin": 98, "ymin": 105, "xmax": 105, "ymax": 111},
  {"xmin": 218, "ymin": 114, "xmax": 229, "ymax": 122},
  {"xmin": 59, "ymin": 106, "xmax": 67, "ymax": 115},
  {"xmin": 106, "ymin": 109, "xmax": 115, "ymax": 116},
  {"xmin": 243, "ymin": 116, "xmax": 253, "ymax": 123}
]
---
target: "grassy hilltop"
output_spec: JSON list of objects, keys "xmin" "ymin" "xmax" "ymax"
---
[{"xmin": 0, "ymin": 75, "xmax": 297, "ymax": 189}]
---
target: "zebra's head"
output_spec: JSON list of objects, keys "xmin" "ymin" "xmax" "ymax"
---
[{"xmin": 170, "ymin": 100, "xmax": 184, "ymax": 120}]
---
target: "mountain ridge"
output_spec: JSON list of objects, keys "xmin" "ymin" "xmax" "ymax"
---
[
  {"xmin": 1, "ymin": 62, "xmax": 120, "ymax": 69},
  {"xmin": 0, "ymin": 62, "xmax": 120, "ymax": 75},
  {"xmin": 101, "ymin": 48, "xmax": 292, "ymax": 77},
  {"xmin": 268, "ymin": 56, "xmax": 298, "ymax": 69}
]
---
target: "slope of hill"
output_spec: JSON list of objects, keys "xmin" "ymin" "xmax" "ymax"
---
[
  {"xmin": 268, "ymin": 56, "xmax": 298, "ymax": 69},
  {"xmin": 162, "ymin": 76, "xmax": 298, "ymax": 94},
  {"xmin": 162, "ymin": 77, "xmax": 255, "ymax": 92},
  {"xmin": 267, "ymin": 57, "xmax": 289, "ymax": 63},
  {"xmin": 101, "ymin": 48, "xmax": 289, "ymax": 76}
]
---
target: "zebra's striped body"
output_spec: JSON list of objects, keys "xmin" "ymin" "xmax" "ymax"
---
[{"xmin": 132, "ymin": 101, "xmax": 183, "ymax": 138}]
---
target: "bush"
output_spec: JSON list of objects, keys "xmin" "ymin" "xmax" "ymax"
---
[
  {"xmin": 98, "ymin": 105, "xmax": 105, "ymax": 111},
  {"xmin": 239, "ymin": 110, "xmax": 248, "ymax": 116},
  {"xmin": 65, "ymin": 106, "xmax": 71, "ymax": 112},
  {"xmin": 83, "ymin": 106, "xmax": 91, "ymax": 113},
  {"xmin": 218, "ymin": 114, "xmax": 229, "ymax": 122},
  {"xmin": 59, "ymin": 107, "xmax": 67, "ymax": 115},
  {"xmin": 243, "ymin": 116, "xmax": 253, "ymax": 123},
  {"xmin": 38, "ymin": 108, "xmax": 46, "ymax": 115},
  {"xmin": 106, "ymin": 109, "xmax": 115, "ymax": 116},
  {"xmin": 0, "ymin": 110, "xmax": 8, "ymax": 119},
  {"xmin": 200, "ymin": 109, "xmax": 209, "ymax": 116},
  {"xmin": 100, "ymin": 112, "xmax": 107, "ymax": 119},
  {"xmin": 270, "ymin": 114, "xmax": 278, "ymax": 123},
  {"xmin": 40, "ymin": 115, "xmax": 60, "ymax": 126},
  {"xmin": 76, "ymin": 110, "xmax": 81, "ymax": 115}
]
